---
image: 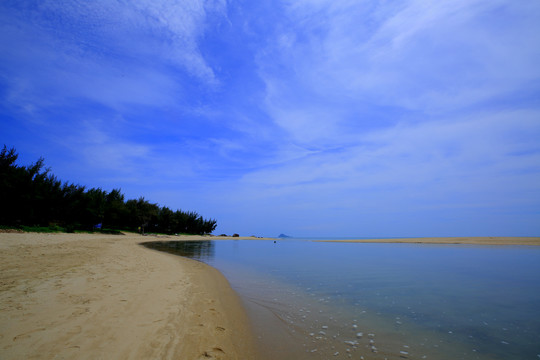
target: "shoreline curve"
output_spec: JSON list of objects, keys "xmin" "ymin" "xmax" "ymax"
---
[{"xmin": 0, "ymin": 232, "xmax": 258, "ymax": 360}]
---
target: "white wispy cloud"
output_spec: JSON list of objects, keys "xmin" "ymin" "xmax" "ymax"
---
[
  {"xmin": 211, "ymin": 106, "xmax": 540, "ymax": 235},
  {"xmin": 0, "ymin": 0, "xmax": 225, "ymax": 114},
  {"xmin": 258, "ymin": 0, "xmax": 540, "ymax": 144}
]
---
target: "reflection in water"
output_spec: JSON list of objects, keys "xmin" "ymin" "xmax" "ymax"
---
[
  {"xmin": 141, "ymin": 240, "xmax": 540, "ymax": 360},
  {"xmin": 142, "ymin": 241, "xmax": 215, "ymax": 262}
]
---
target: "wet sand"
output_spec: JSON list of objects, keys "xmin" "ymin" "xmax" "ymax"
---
[
  {"xmin": 0, "ymin": 232, "xmax": 258, "ymax": 360},
  {"xmin": 317, "ymin": 237, "xmax": 540, "ymax": 246}
]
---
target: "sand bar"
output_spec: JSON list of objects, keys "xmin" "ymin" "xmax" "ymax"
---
[
  {"xmin": 0, "ymin": 232, "xmax": 258, "ymax": 360},
  {"xmin": 316, "ymin": 236, "xmax": 540, "ymax": 246}
]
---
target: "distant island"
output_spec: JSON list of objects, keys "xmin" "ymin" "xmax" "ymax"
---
[{"xmin": 278, "ymin": 234, "xmax": 292, "ymax": 238}]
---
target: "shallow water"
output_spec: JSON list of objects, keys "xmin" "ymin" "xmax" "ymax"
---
[{"xmin": 143, "ymin": 240, "xmax": 540, "ymax": 360}]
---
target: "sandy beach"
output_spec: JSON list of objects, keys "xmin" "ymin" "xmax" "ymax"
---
[
  {"xmin": 2, "ymin": 233, "xmax": 539, "ymax": 360},
  {"xmin": 0, "ymin": 232, "xmax": 258, "ymax": 360}
]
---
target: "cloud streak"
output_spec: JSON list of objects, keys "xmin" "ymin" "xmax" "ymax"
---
[
  {"xmin": 218, "ymin": 109, "xmax": 540, "ymax": 236},
  {"xmin": 0, "ymin": 0, "xmax": 226, "ymax": 116},
  {"xmin": 258, "ymin": 0, "xmax": 540, "ymax": 142}
]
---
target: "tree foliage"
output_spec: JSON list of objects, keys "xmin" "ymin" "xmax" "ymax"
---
[{"xmin": 0, "ymin": 146, "xmax": 217, "ymax": 235}]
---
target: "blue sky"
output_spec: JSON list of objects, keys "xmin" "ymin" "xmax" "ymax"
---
[{"xmin": 1, "ymin": 0, "xmax": 539, "ymax": 237}]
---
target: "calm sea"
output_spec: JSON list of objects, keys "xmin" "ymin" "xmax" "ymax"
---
[{"xmin": 143, "ymin": 239, "xmax": 540, "ymax": 360}]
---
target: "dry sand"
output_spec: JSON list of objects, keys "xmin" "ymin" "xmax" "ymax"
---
[
  {"xmin": 0, "ymin": 232, "xmax": 258, "ymax": 360},
  {"xmin": 317, "ymin": 236, "xmax": 540, "ymax": 246}
]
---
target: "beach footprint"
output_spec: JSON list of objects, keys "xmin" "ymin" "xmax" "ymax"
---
[
  {"xmin": 12, "ymin": 327, "xmax": 46, "ymax": 341},
  {"xmin": 199, "ymin": 347, "xmax": 225, "ymax": 359}
]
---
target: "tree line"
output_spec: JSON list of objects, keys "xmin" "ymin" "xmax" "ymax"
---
[{"xmin": 0, "ymin": 146, "xmax": 217, "ymax": 235}]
